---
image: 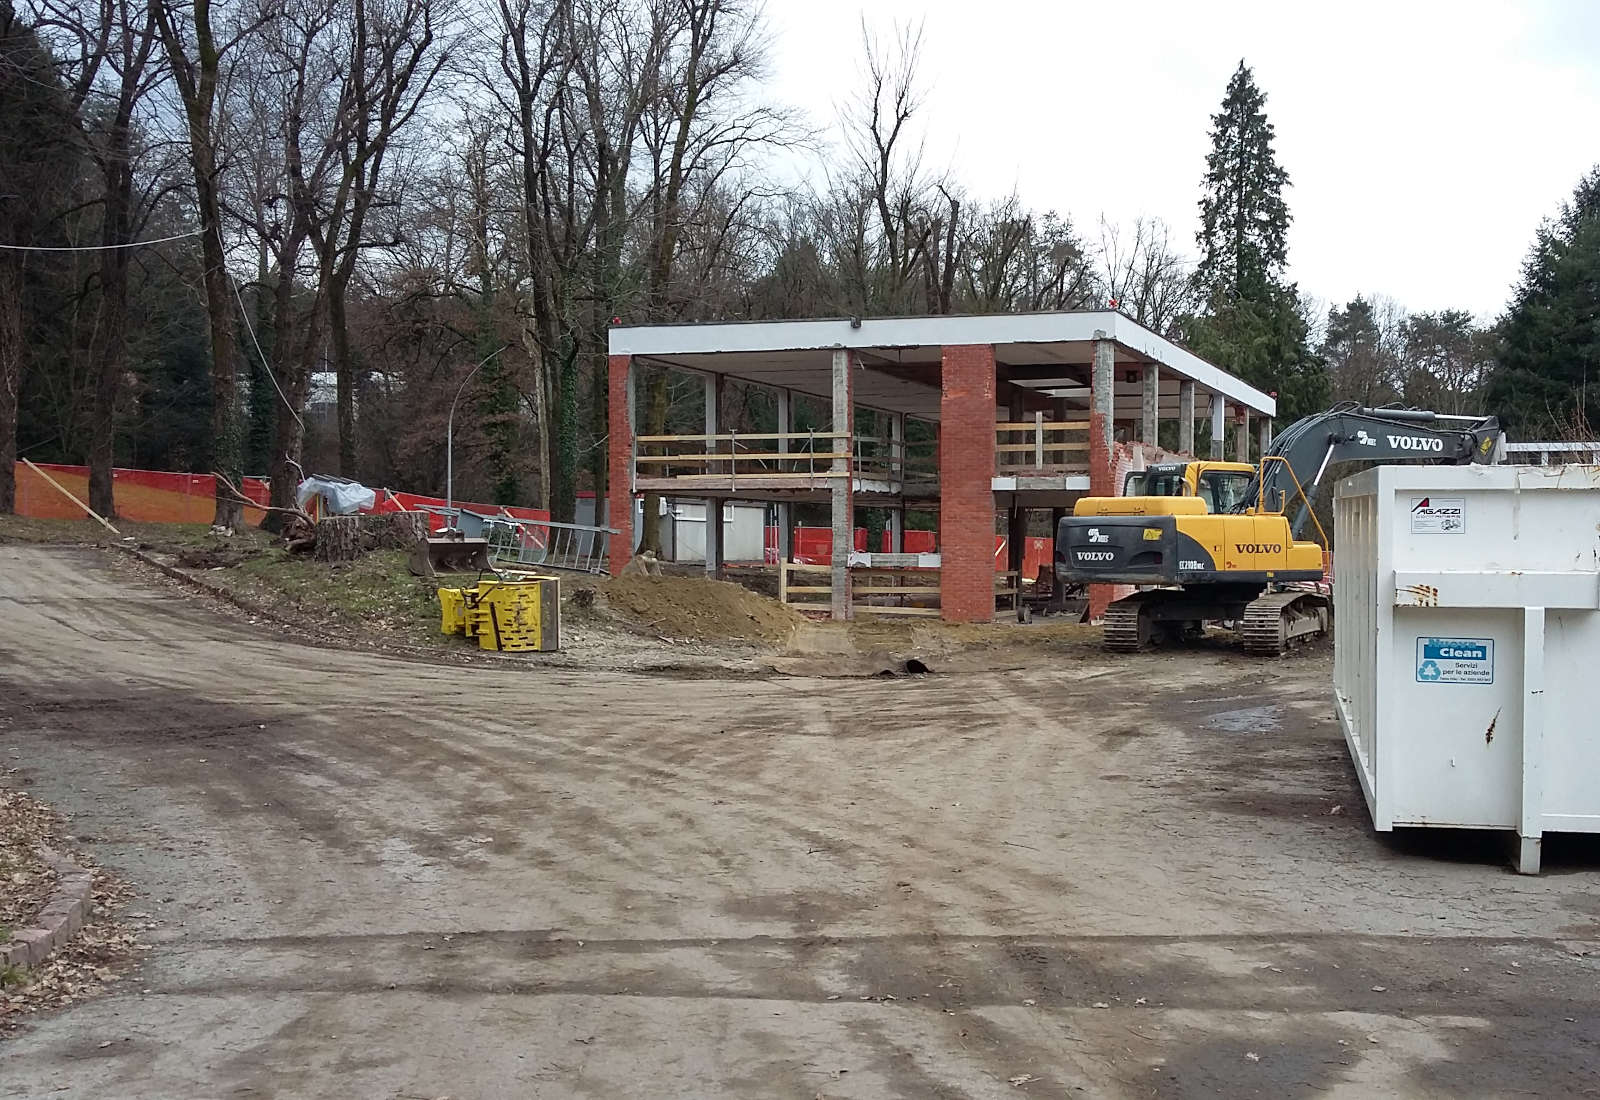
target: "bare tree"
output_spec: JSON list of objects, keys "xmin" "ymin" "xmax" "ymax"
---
[
  {"xmin": 959, "ymin": 197, "xmax": 1094, "ymax": 312},
  {"xmin": 837, "ymin": 18, "xmax": 933, "ymax": 313},
  {"xmin": 151, "ymin": 0, "xmax": 260, "ymax": 526},
  {"xmin": 1097, "ymin": 216, "xmax": 1197, "ymax": 335},
  {"xmin": 317, "ymin": 0, "xmax": 451, "ymax": 477},
  {"xmin": 35, "ymin": 0, "xmax": 173, "ymax": 517},
  {"xmin": 227, "ymin": 0, "xmax": 345, "ymax": 527}
]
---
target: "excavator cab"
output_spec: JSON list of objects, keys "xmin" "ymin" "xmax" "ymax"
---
[
  {"xmin": 1084, "ymin": 461, "xmax": 1257, "ymax": 518},
  {"xmin": 1124, "ymin": 462, "xmax": 1257, "ymax": 512}
]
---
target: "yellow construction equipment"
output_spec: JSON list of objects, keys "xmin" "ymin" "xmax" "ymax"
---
[
  {"xmin": 1057, "ymin": 404, "xmax": 1504, "ymax": 655},
  {"xmin": 439, "ymin": 575, "xmax": 561, "ymax": 652}
]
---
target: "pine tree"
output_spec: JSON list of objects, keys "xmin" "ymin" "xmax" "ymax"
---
[
  {"xmin": 1323, "ymin": 296, "xmax": 1401, "ymax": 406},
  {"xmin": 1186, "ymin": 62, "xmax": 1325, "ymax": 426},
  {"xmin": 1487, "ymin": 166, "xmax": 1600, "ymax": 437}
]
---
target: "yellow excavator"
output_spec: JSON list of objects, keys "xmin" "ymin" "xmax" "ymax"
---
[{"xmin": 1056, "ymin": 404, "xmax": 1503, "ymax": 655}]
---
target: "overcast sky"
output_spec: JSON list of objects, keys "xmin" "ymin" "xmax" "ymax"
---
[{"xmin": 761, "ymin": 0, "xmax": 1600, "ymax": 323}]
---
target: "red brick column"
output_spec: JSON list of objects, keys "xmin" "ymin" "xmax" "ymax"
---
[
  {"xmin": 607, "ymin": 354, "xmax": 633, "ymax": 576},
  {"xmin": 939, "ymin": 344, "xmax": 997, "ymax": 623}
]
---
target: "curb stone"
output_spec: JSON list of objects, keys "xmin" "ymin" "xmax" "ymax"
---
[{"xmin": 0, "ymin": 847, "xmax": 94, "ymax": 972}]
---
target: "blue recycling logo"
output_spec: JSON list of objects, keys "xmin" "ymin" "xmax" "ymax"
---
[{"xmin": 1415, "ymin": 637, "xmax": 1494, "ymax": 685}]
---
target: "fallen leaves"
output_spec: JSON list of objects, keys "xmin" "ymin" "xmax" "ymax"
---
[{"xmin": 0, "ymin": 777, "xmax": 141, "ymax": 1036}]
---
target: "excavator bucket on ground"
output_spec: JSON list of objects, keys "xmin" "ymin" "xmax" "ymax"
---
[{"xmin": 408, "ymin": 531, "xmax": 493, "ymax": 576}]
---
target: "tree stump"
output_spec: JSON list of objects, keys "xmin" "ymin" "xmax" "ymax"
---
[{"xmin": 313, "ymin": 511, "xmax": 430, "ymax": 562}]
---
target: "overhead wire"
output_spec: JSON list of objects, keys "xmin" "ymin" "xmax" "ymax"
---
[{"xmin": 0, "ymin": 229, "xmax": 202, "ymax": 251}]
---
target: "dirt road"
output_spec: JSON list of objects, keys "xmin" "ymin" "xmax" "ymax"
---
[{"xmin": 2, "ymin": 545, "xmax": 1597, "ymax": 1098}]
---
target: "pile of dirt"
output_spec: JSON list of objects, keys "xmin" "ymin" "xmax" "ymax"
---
[
  {"xmin": 588, "ymin": 574, "xmax": 802, "ymax": 644},
  {"xmin": 174, "ymin": 544, "xmax": 260, "ymax": 570}
]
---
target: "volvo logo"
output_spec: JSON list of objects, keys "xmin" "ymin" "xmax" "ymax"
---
[
  {"xmin": 1075, "ymin": 551, "xmax": 1115, "ymax": 562},
  {"xmin": 1388, "ymin": 435, "xmax": 1444, "ymax": 452},
  {"xmin": 1234, "ymin": 543, "xmax": 1283, "ymax": 554}
]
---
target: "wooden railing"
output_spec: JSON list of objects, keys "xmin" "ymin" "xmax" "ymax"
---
[
  {"xmin": 634, "ymin": 431, "xmax": 852, "ymax": 489},
  {"xmin": 779, "ymin": 561, "xmax": 1022, "ymax": 619},
  {"xmin": 995, "ymin": 415, "xmax": 1090, "ymax": 474},
  {"xmin": 633, "ymin": 431, "xmax": 937, "ymax": 491}
]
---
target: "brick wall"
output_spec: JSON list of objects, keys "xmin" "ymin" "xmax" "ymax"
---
[
  {"xmin": 939, "ymin": 344, "xmax": 997, "ymax": 623},
  {"xmin": 607, "ymin": 354, "xmax": 633, "ymax": 575}
]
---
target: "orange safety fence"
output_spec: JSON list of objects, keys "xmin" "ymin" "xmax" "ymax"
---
[
  {"xmin": 13, "ymin": 463, "xmax": 552, "ymax": 535},
  {"xmin": 14, "ymin": 462, "xmax": 269, "ymax": 525}
]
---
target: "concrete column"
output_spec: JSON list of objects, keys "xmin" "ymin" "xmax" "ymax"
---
[
  {"xmin": 1140, "ymin": 363, "xmax": 1159, "ymax": 445},
  {"xmin": 1258, "ymin": 417, "xmax": 1272, "ymax": 457},
  {"xmin": 939, "ymin": 344, "xmax": 998, "ymax": 623},
  {"xmin": 606, "ymin": 354, "xmax": 635, "ymax": 574},
  {"xmin": 1234, "ymin": 408, "xmax": 1250, "ymax": 463},
  {"xmin": 776, "ymin": 387, "xmax": 792, "ymax": 564},
  {"xmin": 704, "ymin": 373, "xmax": 722, "ymax": 577},
  {"xmin": 1090, "ymin": 336, "xmax": 1115, "ymax": 494},
  {"xmin": 890, "ymin": 410, "xmax": 906, "ymax": 491},
  {"xmin": 1178, "ymin": 379, "xmax": 1196, "ymax": 455},
  {"xmin": 889, "ymin": 508, "xmax": 904, "ymax": 554},
  {"xmin": 1088, "ymin": 336, "xmax": 1118, "ymax": 622},
  {"xmin": 830, "ymin": 350, "xmax": 854, "ymax": 620},
  {"xmin": 1209, "ymin": 393, "xmax": 1225, "ymax": 460}
]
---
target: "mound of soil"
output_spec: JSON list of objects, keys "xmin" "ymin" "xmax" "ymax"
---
[
  {"xmin": 175, "ymin": 545, "xmax": 260, "ymax": 570},
  {"xmin": 592, "ymin": 574, "xmax": 801, "ymax": 644}
]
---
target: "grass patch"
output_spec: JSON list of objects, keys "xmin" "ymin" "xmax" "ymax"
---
[
  {"xmin": 0, "ymin": 964, "xmax": 26, "ymax": 988},
  {"xmin": 220, "ymin": 548, "xmax": 446, "ymax": 645},
  {"xmin": 0, "ymin": 515, "xmax": 271, "ymax": 555}
]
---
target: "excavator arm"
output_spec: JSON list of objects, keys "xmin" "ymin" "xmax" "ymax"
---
[{"xmin": 1238, "ymin": 404, "xmax": 1503, "ymax": 538}]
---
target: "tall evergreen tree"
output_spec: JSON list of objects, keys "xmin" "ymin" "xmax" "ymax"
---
[
  {"xmin": 1185, "ymin": 61, "xmax": 1325, "ymax": 427},
  {"xmin": 1323, "ymin": 295, "xmax": 1401, "ymax": 406},
  {"xmin": 1487, "ymin": 166, "xmax": 1600, "ymax": 437}
]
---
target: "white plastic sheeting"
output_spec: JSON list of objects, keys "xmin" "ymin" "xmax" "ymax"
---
[{"xmin": 296, "ymin": 476, "xmax": 377, "ymax": 515}]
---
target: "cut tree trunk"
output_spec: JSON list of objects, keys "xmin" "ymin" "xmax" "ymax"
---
[{"xmin": 313, "ymin": 511, "xmax": 429, "ymax": 562}]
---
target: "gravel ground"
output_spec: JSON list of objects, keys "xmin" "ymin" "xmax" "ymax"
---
[{"xmin": 1, "ymin": 544, "xmax": 1598, "ymax": 1097}]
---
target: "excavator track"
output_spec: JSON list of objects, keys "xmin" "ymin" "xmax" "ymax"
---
[
  {"xmin": 1241, "ymin": 591, "xmax": 1330, "ymax": 656},
  {"xmin": 1102, "ymin": 597, "xmax": 1150, "ymax": 652}
]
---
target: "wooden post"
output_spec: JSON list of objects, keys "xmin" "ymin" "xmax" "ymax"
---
[{"xmin": 22, "ymin": 459, "xmax": 120, "ymax": 535}]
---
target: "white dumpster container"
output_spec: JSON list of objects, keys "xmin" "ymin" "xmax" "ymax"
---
[{"xmin": 1333, "ymin": 464, "xmax": 1600, "ymax": 873}]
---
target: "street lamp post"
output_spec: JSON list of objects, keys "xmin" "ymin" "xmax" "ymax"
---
[{"xmin": 446, "ymin": 344, "xmax": 510, "ymax": 528}]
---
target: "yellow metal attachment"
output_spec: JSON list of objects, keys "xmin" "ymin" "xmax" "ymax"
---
[{"xmin": 437, "ymin": 575, "xmax": 561, "ymax": 652}]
